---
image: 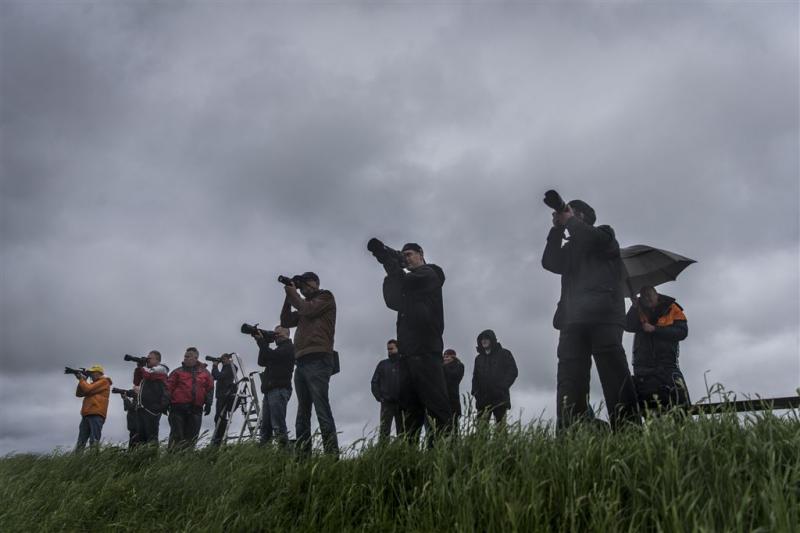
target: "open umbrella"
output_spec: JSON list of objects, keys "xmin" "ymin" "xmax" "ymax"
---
[{"xmin": 620, "ymin": 245, "xmax": 696, "ymax": 297}]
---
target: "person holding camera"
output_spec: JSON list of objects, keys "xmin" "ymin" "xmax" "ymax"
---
[
  {"xmin": 370, "ymin": 339, "xmax": 404, "ymax": 442},
  {"xmin": 255, "ymin": 326, "xmax": 295, "ymax": 447},
  {"xmin": 132, "ymin": 350, "xmax": 169, "ymax": 445},
  {"xmin": 280, "ymin": 272, "xmax": 339, "ymax": 456},
  {"xmin": 442, "ymin": 349, "xmax": 465, "ymax": 430},
  {"xmin": 541, "ymin": 195, "xmax": 639, "ymax": 430},
  {"xmin": 166, "ymin": 347, "xmax": 214, "ymax": 449},
  {"xmin": 368, "ymin": 240, "xmax": 453, "ymax": 442},
  {"xmin": 74, "ymin": 365, "xmax": 112, "ymax": 452},
  {"xmin": 471, "ymin": 330, "xmax": 518, "ymax": 425},
  {"xmin": 209, "ymin": 353, "xmax": 237, "ymax": 446},
  {"xmin": 625, "ymin": 286, "xmax": 691, "ymax": 413}
]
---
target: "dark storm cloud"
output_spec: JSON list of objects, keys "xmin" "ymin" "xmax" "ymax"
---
[{"xmin": 1, "ymin": 2, "xmax": 797, "ymax": 453}]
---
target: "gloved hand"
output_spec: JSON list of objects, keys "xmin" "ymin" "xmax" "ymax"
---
[{"xmin": 204, "ymin": 404, "xmax": 212, "ymax": 416}]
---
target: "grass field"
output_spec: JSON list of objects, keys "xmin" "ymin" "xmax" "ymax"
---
[{"xmin": 1, "ymin": 409, "xmax": 798, "ymax": 532}]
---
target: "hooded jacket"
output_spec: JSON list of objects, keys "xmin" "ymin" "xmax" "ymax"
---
[
  {"xmin": 134, "ymin": 364, "xmax": 170, "ymax": 413},
  {"xmin": 258, "ymin": 337, "xmax": 295, "ymax": 392},
  {"xmin": 167, "ymin": 363, "xmax": 214, "ymax": 410},
  {"xmin": 382, "ymin": 263, "xmax": 446, "ymax": 356},
  {"xmin": 541, "ymin": 216, "xmax": 626, "ymax": 329},
  {"xmin": 443, "ymin": 357, "xmax": 465, "ymax": 416},
  {"xmin": 370, "ymin": 352, "xmax": 403, "ymax": 403},
  {"xmin": 281, "ymin": 290, "xmax": 336, "ymax": 359},
  {"xmin": 471, "ymin": 330, "xmax": 518, "ymax": 409},
  {"xmin": 625, "ymin": 295, "xmax": 688, "ymax": 374},
  {"xmin": 76, "ymin": 376, "xmax": 112, "ymax": 418}
]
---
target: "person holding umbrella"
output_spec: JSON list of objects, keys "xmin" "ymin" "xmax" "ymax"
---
[
  {"xmin": 625, "ymin": 286, "xmax": 691, "ymax": 412},
  {"xmin": 541, "ymin": 191, "xmax": 640, "ymax": 430}
]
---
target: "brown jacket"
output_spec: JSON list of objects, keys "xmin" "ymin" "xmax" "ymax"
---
[
  {"xmin": 281, "ymin": 289, "xmax": 336, "ymax": 358},
  {"xmin": 76, "ymin": 376, "xmax": 112, "ymax": 418}
]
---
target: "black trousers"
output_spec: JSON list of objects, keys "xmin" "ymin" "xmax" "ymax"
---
[
  {"xmin": 556, "ymin": 324, "xmax": 640, "ymax": 430},
  {"xmin": 477, "ymin": 403, "xmax": 509, "ymax": 425},
  {"xmin": 210, "ymin": 396, "xmax": 235, "ymax": 445},
  {"xmin": 400, "ymin": 353, "xmax": 453, "ymax": 442},
  {"xmin": 168, "ymin": 404, "xmax": 203, "ymax": 449},
  {"xmin": 126, "ymin": 409, "xmax": 140, "ymax": 448},
  {"xmin": 634, "ymin": 369, "xmax": 691, "ymax": 413},
  {"xmin": 379, "ymin": 401, "xmax": 403, "ymax": 441},
  {"xmin": 136, "ymin": 409, "xmax": 162, "ymax": 445}
]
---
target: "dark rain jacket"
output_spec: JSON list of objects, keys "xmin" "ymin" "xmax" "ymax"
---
[
  {"xmin": 257, "ymin": 338, "xmax": 295, "ymax": 392},
  {"xmin": 370, "ymin": 352, "xmax": 403, "ymax": 403},
  {"xmin": 471, "ymin": 330, "xmax": 518, "ymax": 409},
  {"xmin": 625, "ymin": 295, "xmax": 688, "ymax": 374},
  {"xmin": 541, "ymin": 217, "xmax": 626, "ymax": 329},
  {"xmin": 443, "ymin": 358, "xmax": 465, "ymax": 416},
  {"xmin": 281, "ymin": 290, "xmax": 336, "ymax": 359},
  {"xmin": 211, "ymin": 363, "xmax": 237, "ymax": 400},
  {"xmin": 134, "ymin": 364, "xmax": 170, "ymax": 414},
  {"xmin": 382, "ymin": 263, "xmax": 446, "ymax": 356}
]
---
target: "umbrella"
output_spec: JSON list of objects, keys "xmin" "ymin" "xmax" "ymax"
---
[{"xmin": 620, "ymin": 245, "xmax": 696, "ymax": 297}]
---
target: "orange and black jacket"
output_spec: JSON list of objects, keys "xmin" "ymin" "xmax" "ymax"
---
[
  {"xmin": 76, "ymin": 376, "xmax": 112, "ymax": 418},
  {"xmin": 625, "ymin": 295, "xmax": 688, "ymax": 373}
]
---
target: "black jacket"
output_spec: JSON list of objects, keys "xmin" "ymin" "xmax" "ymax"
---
[
  {"xmin": 443, "ymin": 358, "xmax": 465, "ymax": 416},
  {"xmin": 211, "ymin": 364, "xmax": 236, "ymax": 400},
  {"xmin": 370, "ymin": 353, "xmax": 403, "ymax": 403},
  {"xmin": 625, "ymin": 295, "xmax": 688, "ymax": 374},
  {"xmin": 541, "ymin": 217, "xmax": 626, "ymax": 329},
  {"xmin": 257, "ymin": 338, "xmax": 295, "ymax": 392},
  {"xmin": 135, "ymin": 364, "xmax": 170, "ymax": 414},
  {"xmin": 382, "ymin": 263, "xmax": 446, "ymax": 356},
  {"xmin": 471, "ymin": 330, "xmax": 518, "ymax": 409}
]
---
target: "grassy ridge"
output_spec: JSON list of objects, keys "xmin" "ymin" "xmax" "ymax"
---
[{"xmin": 1, "ymin": 411, "xmax": 799, "ymax": 532}]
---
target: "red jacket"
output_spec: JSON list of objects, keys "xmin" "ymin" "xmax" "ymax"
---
[{"xmin": 167, "ymin": 364, "xmax": 213, "ymax": 408}]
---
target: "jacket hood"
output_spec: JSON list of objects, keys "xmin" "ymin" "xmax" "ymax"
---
[
  {"xmin": 476, "ymin": 329, "xmax": 499, "ymax": 353},
  {"xmin": 427, "ymin": 264, "xmax": 446, "ymax": 284}
]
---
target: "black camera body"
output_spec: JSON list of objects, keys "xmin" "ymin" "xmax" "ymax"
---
[
  {"xmin": 123, "ymin": 354, "xmax": 147, "ymax": 365},
  {"xmin": 64, "ymin": 366, "xmax": 87, "ymax": 377},
  {"xmin": 111, "ymin": 387, "xmax": 135, "ymax": 397},
  {"xmin": 367, "ymin": 238, "xmax": 407, "ymax": 268},
  {"xmin": 543, "ymin": 190, "xmax": 569, "ymax": 212},
  {"xmin": 241, "ymin": 323, "xmax": 277, "ymax": 342}
]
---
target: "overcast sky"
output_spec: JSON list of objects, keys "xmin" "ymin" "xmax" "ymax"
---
[{"xmin": 1, "ymin": 2, "xmax": 798, "ymax": 455}]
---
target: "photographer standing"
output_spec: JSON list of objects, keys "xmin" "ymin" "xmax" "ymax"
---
[
  {"xmin": 255, "ymin": 326, "xmax": 295, "ymax": 447},
  {"xmin": 368, "ymin": 240, "xmax": 452, "ymax": 442},
  {"xmin": 210, "ymin": 353, "xmax": 237, "ymax": 446},
  {"xmin": 370, "ymin": 339, "xmax": 404, "ymax": 442},
  {"xmin": 133, "ymin": 350, "xmax": 169, "ymax": 445},
  {"xmin": 74, "ymin": 365, "xmax": 112, "ymax": 452},
  {"xmin": 541, "ymin": 196, "xmax": 639, "ymax": 429},
  {"xmin": 280, "ymin": 272, "xmax": 339, "ymax": 456},
  {"xmin": 166, "ymin": 347, "xmax": 214, "ymax": 449}
]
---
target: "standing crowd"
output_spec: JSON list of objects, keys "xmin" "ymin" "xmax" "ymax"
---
[{"xmin": 71, "ymin": 196, "xmax": 691, "ymax": 453}]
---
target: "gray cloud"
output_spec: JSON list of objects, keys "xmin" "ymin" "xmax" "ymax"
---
[{"xmin": 1, "ymin": 2, "xmax": 797, "ymax": 454}]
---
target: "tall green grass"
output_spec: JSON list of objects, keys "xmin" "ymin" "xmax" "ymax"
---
[{"xmin": 2, "ymin": 410, "xmax": 798, "ymax": 532}]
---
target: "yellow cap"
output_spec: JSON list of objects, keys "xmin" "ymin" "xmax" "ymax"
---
[{"xmin": 87, "ymin": 365, "xmax": 104, "ymax": 374}]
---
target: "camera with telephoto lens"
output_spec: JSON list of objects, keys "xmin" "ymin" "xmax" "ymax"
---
[
  {"xmin": 123, "ymin": 354, "xmax": 147, "ymax": 365},
  {"xmin": 240, "ymin": 323, "xmax": 277, "ymax": 342},
  {"xmin": 111, "ymin": 387, "xmax": 136, "ymax": 397},
  {"xmin": 64, "ymin": 366, "xmax": 88, "ymax": 377},
  {"xmin": 367, "ymin": 238, "xmax": 407, "ymax": 268},
  {"xmin": 205, "ymin": 355, "xmax": 227, "ymax": 364},
  {"xmin": 543, "ymin": 190, "xmax": 569, "ymax": 212},
  {"xmin": 278, "ymin": 274, "xmax": 306, "ymax": 287}
]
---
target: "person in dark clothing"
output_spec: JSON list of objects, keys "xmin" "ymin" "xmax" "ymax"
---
[
  {"xmin": 210, "ymin": 353, "xmax": 237, "ymax": 446},
  {"xmin": 118, "ymin": 389, "xmax": 139, "ymax": 449},
  {"xmin": 471, "ymin": 330, "xmax": 518, "ymax": 424},
  {"xmin": 369, "ymin": 240, "xmax": 453, "ymax": 443},
  {"xmin": 256, "ymin": 325, "xmax": 295, "ymax": 447},
  {"xmin": 542, "ymin": 199, "xmax": 640, "ymax": 430},
  {"xmin": 281, "ymin": 272, "xmax": 339, "ymax": 456},
  {"xmin": 442, "ymin": 349, "xmax": 464, "ymax": 429},
  {"xmin": 166, "ymin": 347, "xmax": 214, "ymax": 449},
  {"xmin": 371, "ymin": 339, "xmax": 404, "ymax": 442},
  {"xmin": 133, "ymin": 350, "xmax": 169, "ymax": 446},
  {"xmin": 625, "ymin": 286, "xmax": 690, "ymax": 412}
]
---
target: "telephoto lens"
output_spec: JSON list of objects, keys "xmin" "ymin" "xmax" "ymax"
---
[{"xmin": 205, "ymin": 356, "xmax": 223, "ymax": 364}]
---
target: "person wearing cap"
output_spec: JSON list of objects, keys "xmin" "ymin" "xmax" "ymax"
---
[
  {"xmin": 166, "ymin": 347, "xmax": 214, "ymax": 449},
  {"xmin": 280, "ymin": 271, "xmax": 339, "ymax": 456},
  {"xmin": 625, "ymin": 285, "xmax": 691, "ymax": 412},
  {"xmin": 255, "ymin": 325, "xmax": 295, "ymax": 448},
  {"xmin": 74, "ymin": 365, "xmax": 112, "ymax": 451},
  {"xmin": 373, "ymin": 241, "xmax": 453, "ymax": 443},
  {"xmin": 370, "ymin": 339, "xmax": 404, "ymax": 442},
  {"xmin": 209, "ymin": 353, "xmax": 237, "ymax": 446},
  {"xmin": 542, "ymin": 198, "xmax": 640, "ymax": 430},
  {"xmin": 471, "ymin": 330, "xmax": 518, "ymax": 425},
  {"xmin": 442, "ymin": 348, "xmax": 465, "ymax": 430}
]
